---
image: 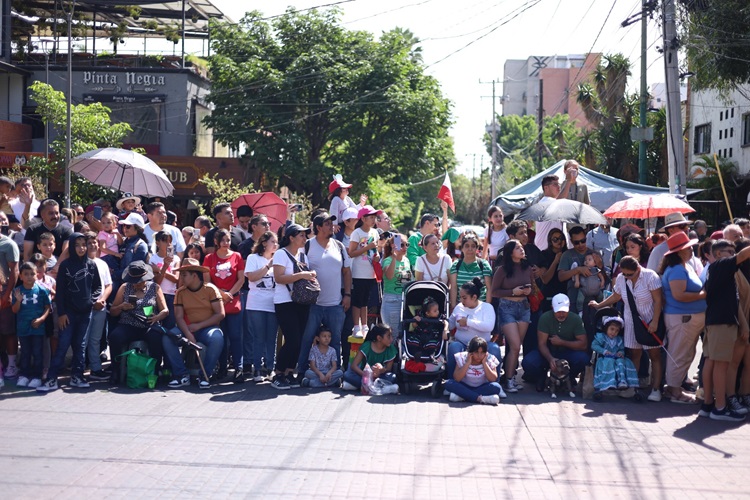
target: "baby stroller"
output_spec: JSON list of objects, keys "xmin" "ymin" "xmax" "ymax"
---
[
  {"xmin": 397, "ymin": 280, "xmax": 449, "ymax": 397},
  {"xmin": 589, "ymin": 307, "xmax": 644, "ymax": 402}
]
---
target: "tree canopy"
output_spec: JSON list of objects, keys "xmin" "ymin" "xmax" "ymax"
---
[
  {"xmin": 205, "ymin": 8, "xmax": 455, "ymax": 206},
  {"xmin": 680, "ymin": 0, "xmax": 750, "ymax": 93}
]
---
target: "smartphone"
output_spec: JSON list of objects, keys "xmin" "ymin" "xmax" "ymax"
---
[
  {"xmin": 128, "ymin": 294, "xmax": 138, "ymax": 305},
  {"xmin": 0, "ymin": 225, "xmax": 9, "ymax": 236},
  {"xmin": 93, "ymin": 205, "xmax": 103, "ymax": 220},
  {"xmin": 166, "ymin": 246, "xmax": 174, "ymax": 261},
  {"xmin": 523, "ymin": 284, "xmax": 532, "ymax": 289},
  {"xmin": 394, "ymin": 234, "xmax": 402, "ymax": 251},
  {"xmin": 292, "ymin": 203, "xmax": 303, "ymax": 211},
  {"xmin": 193, "ymin": 227, "xmax": 200, "ymax": 238}
]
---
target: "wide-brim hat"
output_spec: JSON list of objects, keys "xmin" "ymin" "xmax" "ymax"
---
[
  {"xmin": 116, "ymin": 193, "xmax": 141, "ymax": 211},
  {"xmin": 122, "ymin": 260, "xmax": 153, "ymax": 283},
  {"xmin": 662, "ymin": 212, "xmax": 690, "ymax": 230},
  {"xmin": 664, "ymin": 231, "xmax": 698, "ymax": 256},
  {"xmin": 118, "ymin": 212, "xmax": 145, "ymax": 228},
  {"xmin": 179, "ymin": 257, "xmax": 209, "ymax": 274}
]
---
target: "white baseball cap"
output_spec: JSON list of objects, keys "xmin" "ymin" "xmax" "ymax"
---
[
  {"xmin": 551, "ymin": 294, "xmax": 570, "ymax": 313},
  {"xmin": 341, "ymin": 207, "xmax": 359, "ymax": 221}
]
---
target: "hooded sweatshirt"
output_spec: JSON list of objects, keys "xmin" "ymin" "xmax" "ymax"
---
[{"xmin": 57, "ymin": 233, "xmax": 102, "ymax": 316}]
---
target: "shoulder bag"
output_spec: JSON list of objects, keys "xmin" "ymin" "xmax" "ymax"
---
[
  {"xmin": 283, "ymin": 249, "xmax": 320, "ymax": 305},
  {"xmin": 624, "ymin": 280, "xmax": 665, "ymax": 347}
]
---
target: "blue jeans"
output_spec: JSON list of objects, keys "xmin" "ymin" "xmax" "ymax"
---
[
  {"xmin": 85, "ymin": 308, "xmax": 107, "ymax": 371},
  {"xmin": 444, "ymin": 379, "xmax": 503, "ymax": 402},
  {"xmin": 19, "ymin": 335, "xmax": 44, "ymax": 379},
  {"xmin": 162, "ymin": 326, "xmax": 224, "ymax": 378},
  {"xmin": 221, "ymin": 312, "xmax": 244, "ymax": 371},
  {"xmin": 297, "ymin": 304, "xmax": 345, "ymax": 373},
  {"xmin": 521, "ymin": 348, "xmax": 589, "ymax": 383},
  {"xmin": 343, "ymin": 367, "xmax": 396, "ymax": 389},
  {"xmin": 248, "ymin": 310, "xmax": 277, "ymax": 372},
  {"xmin": 446, "ymin": 340, "xmax": 502, "ymax": 380},
  {"xmin": 240, "ymin": 290, "xmax": 253, "ymax": 370},
  {"xmin": 304, "ymin": 368, "xmax": 344, "ymax": 388},
  {"xmin": 497, "ymin": 298, "xmax": 530, "ymax": 326},
  {"xmin": 49, "ymin": 310, "xmax": 91, "ymax": 380},
  {"xmin": 163, "ymin": 294, "xmax": 176, "ymax": 330},
  {"xmin": 380, "ymin": 293, "xmax": 402, "ymax": 333}
]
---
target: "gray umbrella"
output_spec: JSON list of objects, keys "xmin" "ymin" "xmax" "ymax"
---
[{"xmin": 517, "ymin": 198, "xmax": 607, "ymax": 225}]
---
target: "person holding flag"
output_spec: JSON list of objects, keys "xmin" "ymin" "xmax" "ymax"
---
[{"xmin": 406, "ymin": 173, "xmax": 452, "ymax": 268}]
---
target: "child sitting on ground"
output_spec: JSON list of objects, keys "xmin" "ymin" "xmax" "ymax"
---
[
  {"xmin": 408, "ymin": 296, "xmax": 448, "ymax": 359},
  {"xmin": 591, "ymin": 316, "xmax": 639, "ymax": 391},
  {"xmin": 342, "ymin": 324, "xmax": 398, "ymax": 391},
  {"xmin": 302, "ymin": 327, "xmax": 344, "ymax": 388}
]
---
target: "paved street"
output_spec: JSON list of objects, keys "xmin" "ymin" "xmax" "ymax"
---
[{"xmin": 1, "ymin": 373, "xmax": 748, "ymax": 499}]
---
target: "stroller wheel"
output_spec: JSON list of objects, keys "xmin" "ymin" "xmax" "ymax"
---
[
  {"xmin": 430, "ymin": 379, "xmax": 442, "ymax": 398},
  {"xmin": 593, "ymin": 391, "xmax": 603, "ymax": 402},
  {"xmin": 633, "ymin": 390, "xmax": 644, "ymax": 402}
]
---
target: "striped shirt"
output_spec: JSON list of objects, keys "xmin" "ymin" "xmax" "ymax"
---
[
  {"xmin": 613, "ymin": 268, "xmax": 662, "ymax": 349},
  {"xmin": 449, "ymin": 258, "xmax": 492, "ymax": 301}
]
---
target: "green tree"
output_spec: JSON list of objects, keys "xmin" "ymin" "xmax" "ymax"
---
[
  {"xmin": 28, "ymin": 82, "xmax": 133, "ymax": 204},
  {"xmin": 205, "ymin": 8, "xmax": 455, "ymax": 206},
  {"xmin": 680, "ymin": 0, "xmax": 750, "ymax": 93},
  {"xmin": 575, "ymin": 53, "xmax": 638, "ymax": 181}
]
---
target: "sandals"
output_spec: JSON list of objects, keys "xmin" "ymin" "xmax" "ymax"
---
[{"xmin": 669, "ymin": 392, "xmax": 697, "ymax": 404}]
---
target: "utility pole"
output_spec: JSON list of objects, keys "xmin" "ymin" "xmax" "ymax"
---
[
  {"xmin": 480, "ymin": 79, "xmax": 501, "ymax": 201},
  {"xmin": 65, "ymin": 1, "xmax": 75, "ymax": 208},
  {"xmin": 537, "ymin": 79, "xmax": 544, "ymax": 167},
  {"xmin": 663, "ymin": 0, "xmax": 685, "ymax": 194}
]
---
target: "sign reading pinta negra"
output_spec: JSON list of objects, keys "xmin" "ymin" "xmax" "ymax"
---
[{"xmin": 83, "ymin": 71, "xmax": 167, "ymax": 87}]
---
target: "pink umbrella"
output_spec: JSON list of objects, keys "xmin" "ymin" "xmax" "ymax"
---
[
  {"xmin": 602, "ymin": 194, "xmax": 695, "ymax": 219},
  {"xmin": 231, "ymin": 192, "xmax": 288, "ymax": 233}
]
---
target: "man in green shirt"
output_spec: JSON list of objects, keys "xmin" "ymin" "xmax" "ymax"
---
[
  {"xmin": 521, "ymin": 294, "xmax": 588, "ymax": 388},
  {"xmin": 406, "ymin": 202, "xmax": 450, "ymax": 267}
]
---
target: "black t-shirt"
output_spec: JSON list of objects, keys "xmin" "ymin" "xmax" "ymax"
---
[
  {"xmin": 238, "ymin": 236, "xmax": 256, "ymax": 260},
  {"xmin": 538, "ymin": 248, "xmax": 567, "ymax": 299},
  {"xmin": 524, "ymin": 243, "xmax": 542, "ymax": 267},
  {"xmin": 705, "ymin": 255, "xmax": 737, "ymax": 326},
  {"xmin": 24, "ymin": 222, "xmax": 73, "ymax": 257},
  {"xmin": 205, "ymin": 226, "xmax": 245, "ymax": 252}
]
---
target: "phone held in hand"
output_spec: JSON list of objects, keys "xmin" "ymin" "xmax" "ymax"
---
[
  {"xmin": 394, "ymin": 234, "xmax": 402, "ymax": 251},
  {"xmin": 128, "ymin": 294, "xmax": 138, "ymax": 305},
  {"xmin": 93, "ymin": 205, "xmax": 103, "ymax": 220},
  {"xmin": 0, "ymin": 225, "xmax": 8, "ymax": 236}
]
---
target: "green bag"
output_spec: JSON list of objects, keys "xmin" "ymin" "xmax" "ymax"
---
[{"xmin": 118, "ymin": 349, "xmax": 157, "ymax": 389}]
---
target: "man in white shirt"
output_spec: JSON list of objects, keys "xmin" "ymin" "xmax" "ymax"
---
[
  {"xmin": 10, "ymin": 177, "xmax": 40, "ymax": 235},
  {"xmin": 143, "ymin": 202, "xmax": 186, "ymax": 257},
  {"xmin": 587, "ymin": 223, "xmax": 619, "ymax": 272},
  {"xmin": 296, "ymin": 212, "xmax": 352, "ymax": 374},
  {"xmin": 84, "ymin": 232, "xmax": 113, "ymax": 381},
  {"xmin": 534, "ymin": 175, "xmax": 563, "ymax": 251}
]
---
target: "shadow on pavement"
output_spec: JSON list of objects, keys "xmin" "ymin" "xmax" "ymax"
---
[{"xmin": 673, "ymin": 418, "xmax": 745, "ymax": 457}]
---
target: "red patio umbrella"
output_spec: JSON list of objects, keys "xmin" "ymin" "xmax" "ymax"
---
[
  {"xmin": 602, "ymin": 194, "xmax": 695, "ymax": 219},
  {"xmin": 231, "ymin": 192, "xmax": 288, "ymax": 233}
]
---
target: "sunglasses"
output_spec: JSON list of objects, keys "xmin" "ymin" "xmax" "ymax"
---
[
  {"xmin": 76, "ymin": 212, "xmax": 85, "ymax": 216},
  {"xmin": 572, "ymin": 239, "xmax": 586, "ymax": 245},
  {"xmin": 256, "ymin": 221, "xmax": 270, "ymax": 227},
  {"xmin": 622, "ymin": 272, "xmax": 635, "ymax": 278},
  {"xmin": 122, "ymin": 224, "xmax": 133, "ymax": 229},
  {"xmin": 551, "ymin": 236, "xmax": 564, "ymax": 243}
]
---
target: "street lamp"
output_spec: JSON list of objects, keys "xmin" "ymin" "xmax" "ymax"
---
[
  {"xmin": 485, "ymin": 121, "xmax": 499, "ymax": 201},
  {"xmin": 64, "ymin": 1, "xmax": 76, "ymax": 208}
]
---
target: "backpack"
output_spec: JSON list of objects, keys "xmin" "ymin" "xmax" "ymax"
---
[{"xmin": 283, "ymin": 249, "xmax": 320, "ymax": 305}]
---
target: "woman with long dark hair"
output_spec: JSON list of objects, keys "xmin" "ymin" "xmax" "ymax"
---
[{"xmin": 491, "ymin": 239, "xmax": 533, "ymax": 393}]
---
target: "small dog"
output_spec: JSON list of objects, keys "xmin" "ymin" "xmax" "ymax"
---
[{"xmin": 547, "ymin": 359, "xmax": 575, "ymax": 399}]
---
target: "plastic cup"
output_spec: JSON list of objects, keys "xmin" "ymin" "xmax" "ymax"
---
[
  {"xmin": 147, "ymin": 374, "xmax": 157, "ymax": 389},
  {"xmin": 143, "ymin": 305, "xmax": 154, "ymax": 317}
]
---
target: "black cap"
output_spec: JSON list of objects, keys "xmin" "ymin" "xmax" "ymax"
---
[
  {"xmin": 312, "ymin": 212, "xmax": 336, "ymax": 227},
  {"xmin": 284, "ymin": 223, "xmax": 312, "ymax": 238}
]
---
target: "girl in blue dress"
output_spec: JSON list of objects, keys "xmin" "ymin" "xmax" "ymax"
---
[{"xmin": 592, "ymin": 316, "xmax": 639, "ymax": 391}]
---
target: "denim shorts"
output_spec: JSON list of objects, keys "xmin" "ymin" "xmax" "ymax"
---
[{"xmin": 497, "ymin": 298, "xmax": 530, "ymax": 326}]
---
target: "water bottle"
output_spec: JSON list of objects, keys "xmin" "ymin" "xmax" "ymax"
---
[{"xmin": 361, "ymin": 364, "xmax": 373, "ymax": 395}]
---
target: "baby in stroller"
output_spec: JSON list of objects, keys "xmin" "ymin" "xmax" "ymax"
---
[
  {"xmin": 591, "ymin": 316, "xmax": 639, "ymax": 391},
  {"xmin": 408, "ymin": 297, "xmax": 448, "ymax": 361}
]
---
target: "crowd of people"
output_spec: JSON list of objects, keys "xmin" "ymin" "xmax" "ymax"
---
[{"xmin": 1, "ymin": 162, "xmax": 749, "ymax": 422}]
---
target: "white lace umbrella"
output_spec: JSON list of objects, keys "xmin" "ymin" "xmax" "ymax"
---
[{"xmin": 70, "ymin": 148, "xmax": 173, "ymax": 197}]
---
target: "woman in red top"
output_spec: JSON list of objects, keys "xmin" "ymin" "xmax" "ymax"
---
[{"xmin": 204, "ymin": 228, "xmax": 246, "ymax": 382}]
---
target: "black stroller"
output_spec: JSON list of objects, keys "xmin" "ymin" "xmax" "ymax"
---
[{"xmin": 397, "ymin": 281, "xmax": 449, "ymax": 397}]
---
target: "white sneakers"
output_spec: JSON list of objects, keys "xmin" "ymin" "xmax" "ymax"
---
[
  {"xmin": 449, "ymin": 393, "xmax": 464, "ymax": 402},
  {"xmin": 479, "ymin": 394, "xmax": 500, "ymax": 406},
  {"xmin": 647, "ymin": 388, "xmax": 662, "ymax": 402},
  {"xmin": 352, "ymin": 325, "xmax": 369, "ymax": 339}
]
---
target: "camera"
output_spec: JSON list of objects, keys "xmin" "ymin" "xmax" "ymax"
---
[{"xmin": 379, "ymin": 230, "xmax": 393, "ymax": 240}]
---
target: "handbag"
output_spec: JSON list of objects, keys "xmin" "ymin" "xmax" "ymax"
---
[
  {"xmin": 118, "ymin": 349, "xmax": 156, "ymax": 389},
  {"xmin": 528, "ymin": 280, "xmax": 545, "ymax": 313},
  {"xmin": 625, "ymin": 282, "xmax": 666, "ymax": 347},
  {"xmin": 284, "ymin": 249, "xmax": 320, "ymax": 305}
]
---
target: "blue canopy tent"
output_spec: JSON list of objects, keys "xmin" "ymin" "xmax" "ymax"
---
[{"xmin": 490, "ymin": 160, "xmax": 700, "ymax": 216}]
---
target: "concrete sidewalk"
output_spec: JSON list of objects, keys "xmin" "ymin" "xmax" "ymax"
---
[{"xmin": 1, "ymin": 379, "xmax": 748, "ymax": 499}]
